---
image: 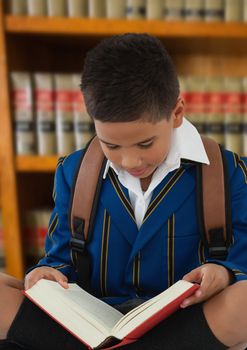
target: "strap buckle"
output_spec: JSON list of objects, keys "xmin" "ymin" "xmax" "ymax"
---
[
  {"xmin": 70, "ymin": 237, "xmax": 86, "ymax": 254},
  {"xmin": 208, "ymin": 245, "xmax": 228, "ymax": 260}
]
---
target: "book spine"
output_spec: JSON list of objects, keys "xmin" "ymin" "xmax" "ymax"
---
[
  {"xmin": 146, "ymin": 0, "xmax": 163, "ymax": 20},
  {"xmin": 11, "ymin": 72, "xmax": 36, "ymax": 155},
  {"xmin": 178, "ymin": 75, "xmax": 188, "ymax": 101},
  {"xmin": 126, "ymin": 0, "xmax": 146, "ymax": 19},
  {"xmin": 27, "ymin": 0, "xmax": 47, "ymax": 16},
  {"xmin": 185, "ymin": 76, "xmax": 207, "ymax": 136},
  {"xmin": 24, "ymin": 208, "xmax": 51, "ymax": 260},
  {"xmin": 34, "ymin": 73, "xmax": 56, "ymax": 155},
  {"xmin": 47, "ymin": 0, "xmax": 67, "ymax": 17},
  {"xmin": 244, "ymin": 0, "xmax": 247, "ymax": 21},
  {"xmin": 54, "ymin": 74, "xmax": 75, "ymax": 155},
  {"xmin": 204, "ymin": 76, "xmax": 225, "ymax": 146},
  {"xmin": 88, "ymin": 0, "xmax": 106, "ymax": 18},
  {"xmin": 0, "ymin": 211, "xmax": 5, "ymax": 273},
  {"xmin": 243, "ymin": 77, "xmax": 247, "ymax": 155},
  {"xmin": 164, "ymin": 0, "xmax": 184, "ymax": 20},
  {"xmin": 184, "ymin": 0, "xmax": 204, "ymax": 21},
  {"xmin": 72, "ymin": 74, "xmax": 95, "ymax": 150},
  {"xmin": 23, "ymin": 210, "xmax": 36, "ymax": 258},
  {"xmin": 67, "ymin": 0, "xmax": 88, "ymax": 17},
  {"xmin": 7, "ymin": 0, "xmax": 27, "ymax": 15},
  {"xmin": 224, "ymin": 0, "xmax": 242, "ymax": 22},
  {"xmin": 106, "ymin": 0, "xmax": 126, "ymax": 19},
  {"xmin": 204, "ymin": 0, "xmax": 224, "ymax": 22},
  {"xmin": 224, "ymin": 77, "xmax": 243, "ymax": 155}
]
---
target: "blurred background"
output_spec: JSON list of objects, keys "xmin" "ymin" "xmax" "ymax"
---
[{"xmin": 0, "ymin": 0, "xmax": 247, "ymax": 280}]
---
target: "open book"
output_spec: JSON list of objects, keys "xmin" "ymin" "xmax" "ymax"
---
[{"xmin": 24, "ymin": 279, "xmax": 199, "ymax": 350}]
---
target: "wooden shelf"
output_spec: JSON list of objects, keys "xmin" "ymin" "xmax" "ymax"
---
[
  {"xmin": 5, "ymin": 15, "xmax": 247, "ymax": 39},
  {"xmin": 16, "ymin": 156, "xmax": 59, "ymax": 172}
]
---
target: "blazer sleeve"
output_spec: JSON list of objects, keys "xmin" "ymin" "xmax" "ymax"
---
[
  {"xmin": 25, "ymin": 154, "xmax": 81, "ymax": 282},
  {"xmin": 205, "ymin": 152, "xmax": 247, "ymax": 283}
]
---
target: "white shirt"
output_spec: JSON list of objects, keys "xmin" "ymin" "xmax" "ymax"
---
[{"xmin": 103, "ymin": 118, "xmax": 210, "ymax": 229}]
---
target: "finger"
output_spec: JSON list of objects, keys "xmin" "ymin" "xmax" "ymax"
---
[
  {"xmin": 180, "ymin": 288, "xmax": 204, "ymax": 308},
  {"xmin": 199, "ymin": 269, "xmax": 214, "ymax": 292},
  {"xmin": 58, "ymin": 280, "xmax": 69, "ymax": 289},
  {"xmin": 180, "ymin": 271, "xmax": 215, "ymax": 309},
  {"xmin": 25, "ymin": 269, "xmax": 52, "ymax": 290},
  {"xmin": 182, "ymin": 267, "xmax": 203, "ymax": 284},
  {"xmin": 53, "ymin": 270, "xmax": 69, "ymax": 289},
  {"xmin": 24, "ymin": 277, "xmax": 38, "ymax": 290}
]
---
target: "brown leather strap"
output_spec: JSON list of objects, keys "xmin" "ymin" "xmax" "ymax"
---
[
  {"xmin": 70, "ymin": 136, "xmax": 105, "ymax": 240},
  {"xmin": 70, "ymin": 134, "xmax": 228, "ymax": 253},
  {"xmin": 201, "ymin": 136, "xmax": 227, "ymax": 245}
]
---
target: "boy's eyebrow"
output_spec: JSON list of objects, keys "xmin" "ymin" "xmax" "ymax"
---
[{"xmin": 99, "ymin": 136, "xmax": 156, "ymax": 147}]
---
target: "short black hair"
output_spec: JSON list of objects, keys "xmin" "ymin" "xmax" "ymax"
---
[{"xmin": 80, "ymin": 33, "xmax": 179, "ymax": 123}]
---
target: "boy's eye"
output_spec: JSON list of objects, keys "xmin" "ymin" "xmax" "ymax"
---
[
  {"xmin": 106, "ymin": 144, "xmax": 119, "ymax": 150},
  {"xmin": 138, "ymin": 141, "xmax": 153, "ymax": 148}
]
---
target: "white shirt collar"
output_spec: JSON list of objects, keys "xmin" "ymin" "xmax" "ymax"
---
[{"xmin": 103, "ymin": 117, "xmax": 209, "ymax": 181}]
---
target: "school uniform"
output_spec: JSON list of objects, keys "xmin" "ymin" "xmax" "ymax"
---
[
  {"xmin": 26, "ymin": 117, "xmax": 247, "ymax": 306},
  {"xmin": 6, "ymin": 117, "xmax": 246, "ymax": 350}
]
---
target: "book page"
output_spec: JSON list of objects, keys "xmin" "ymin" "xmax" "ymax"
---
[
  {"xmin": 57, "ymin": 283, "xmax": 123, "ymax": 331},
  {"xmin": 111, "ymin": 280, "xmax": 196, "ymax": 339},
  {"xmin": 25, "ymin": 279, "xmax": 123, "ymax": 348}
]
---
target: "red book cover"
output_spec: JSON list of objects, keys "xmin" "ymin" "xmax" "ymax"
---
[{"xmin": 104, "ymin": 283, "xmax": 199, "ymax": 350}]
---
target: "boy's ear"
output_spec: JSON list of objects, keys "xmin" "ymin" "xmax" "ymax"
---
[{"xmin": 172, "ymin": 98, "xmax": 184, "ymax": 128}]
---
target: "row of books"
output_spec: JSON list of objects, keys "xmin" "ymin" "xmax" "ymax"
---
[
  {"xmin": 6, "ymin": 0, "xmax": 247, "ymax": 22},
  {"xmin": 11, "ymin": 72, "xmax": 95, "ymax": 156},
  {"xmin": 179, "ymin": 75, "xmax": 247, "ymax": 156},
  {"xmin": 0, "ymin": 207, "xmax": 50, "ymax": 271},
  {"xmin": 11, "ymin": 72, "xmax": 247, "ymax": 156},
  {"xmin": 0, "ymin": 211, "xmax": 6, "ymax": 273}
]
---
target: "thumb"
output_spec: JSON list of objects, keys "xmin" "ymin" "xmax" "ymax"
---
[{"xmin": 182, "ymin": 267, "xmax": 203, "ymax": 284}]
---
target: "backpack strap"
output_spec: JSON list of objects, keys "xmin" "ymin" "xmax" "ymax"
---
[
  {"xmin": 197, "ymin": 136, "xmax": 232, "ymax": 260},
  {"xmin": 69, "ymin": 136, "xmax": 106, "ymax": 292}
]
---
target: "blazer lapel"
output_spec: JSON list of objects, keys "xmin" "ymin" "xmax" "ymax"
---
[
  {"xmin": 128, "ymin": 163, "xmax": 197, "ymax": 261},
  {"xmin": 100, "ymin": 168, "xmax": 138, "ymax": 245}
]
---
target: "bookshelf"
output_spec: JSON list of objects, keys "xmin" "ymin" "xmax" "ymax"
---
[
  {"xmin": 16, "ymin": 156, "xmax": 58, "ymax": 173},
  {"xmin": 5, "ymin": 15, "xmax": 247, "ymax": 38},
  {"xmin": 0, "ymin": 0, "xmax": 247, "ymax": 279}
]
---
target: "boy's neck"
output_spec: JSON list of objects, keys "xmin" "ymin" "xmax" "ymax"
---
[{"xmin": 140, "ymin": 174, "xmax": 153, "ymax": 192}]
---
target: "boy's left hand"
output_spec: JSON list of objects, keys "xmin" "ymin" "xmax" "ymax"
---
[{"xmin": 181, "ymin": 263, "xmax": 234, "ymax": 308}]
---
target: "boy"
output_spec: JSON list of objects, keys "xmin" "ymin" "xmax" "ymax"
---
[{"xmin": 1, "ymin": 34, "xmax": 247, "ymax": 350}]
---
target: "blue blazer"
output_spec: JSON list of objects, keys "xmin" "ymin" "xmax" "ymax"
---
[{"xmin": 27, "ymin": 148, "xmax": 247, "ymax": 305}]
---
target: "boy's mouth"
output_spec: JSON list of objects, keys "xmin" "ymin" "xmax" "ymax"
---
[{"xmin": 128, "ymin": 167, "xmax": 148, "ymax": 177}]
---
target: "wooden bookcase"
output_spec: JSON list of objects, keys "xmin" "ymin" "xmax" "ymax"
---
[{"xmin": 1, "ymin": 0, "xmax": 247, "ymax": 279}]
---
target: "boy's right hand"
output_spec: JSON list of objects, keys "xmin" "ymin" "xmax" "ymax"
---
[{"xmin": 24, "ymin": 266, "xmax": 69, "ymax": 290}]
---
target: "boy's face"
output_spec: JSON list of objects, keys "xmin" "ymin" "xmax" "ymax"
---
[{"xmin": 94, "ymin": 99, "xmax": 184, "ymax": 180}]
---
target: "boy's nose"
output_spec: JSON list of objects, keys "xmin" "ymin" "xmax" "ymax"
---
[{"xmin": 121, "ymin": 156, "xmax": 142, "ymax": 170}]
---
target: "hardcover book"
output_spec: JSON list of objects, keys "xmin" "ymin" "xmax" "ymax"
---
[
  {"xmin": 126, "ymin": 0, "xmax": 146, "ymax": 19},
  {"xmin": 54, "ymin": 74, "xmax": 75, "ymax": 155},
  {"xmin": 184, "ymin": 0, "xmax": 204, "ymax": 21},
  {"xmin": 164, "ymin": 0, "xmax": 184, "ymax": 20},
  {"xmin": 204, "ymin": 0, "xmax": 224, "ymax": 22},
  {"xmin": 34, "ymin": 73, "xmax": 56, "ymax": 155},
  {"xmin": 224, "ymin": 77, "xmax": 243, "ymax": 155},
  {"xmin": 224, "ymin": 0, "xmax": 242, "ymax": 22},
  {"xmin": 67, "ymin": 0, "xmax": 88, "ymax": 17},
  {"xmin": 24, "ymin": 279, "xmax": 199, "ymax": 350},
  {"xmin": 146, "ymin": 0, "xmax": 163, "ymax": 20},
  {"xmin": 11, "ymin": 72, "xmax": 36, "ymax": 155}
]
